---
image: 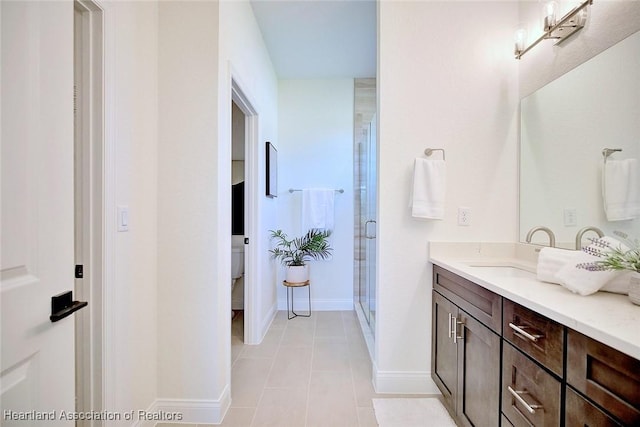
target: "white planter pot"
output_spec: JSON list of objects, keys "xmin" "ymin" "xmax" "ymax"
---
[
  {"xmin": 286, "ymin": 264, "xmax": 309, "ymax": 284},
  {"xmin": 629, "ymin": 271, "xmax": 640, "ymax": 306}
]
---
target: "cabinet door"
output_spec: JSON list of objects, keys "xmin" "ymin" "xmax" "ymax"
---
[
  {"xmin": 457, "ymin": 311, "xmax": 501, "ymax": 427},
  {"xmin": 432, "ymin": 291, "xmax": 458, "ymax": 411},
  {"xmin": 502, "ymin": 342, "xmax": 561, "ymax": 426}
]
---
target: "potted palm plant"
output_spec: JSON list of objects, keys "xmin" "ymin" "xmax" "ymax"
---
[{"xmin": 269, "ymin": 229, "xmax": 333, "ymax": 283}]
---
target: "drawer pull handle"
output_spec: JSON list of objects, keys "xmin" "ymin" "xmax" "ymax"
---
[
  {"xmin": 507, "ymin": 386, "xmax": 543, "ymax": 414},
  {"xmin": 508, "ymin": 323, "xmax": 543, "ymax": 343},
  {"xmin": 448, "ymin": 312, "xmax": 453, "ymax": 338}
]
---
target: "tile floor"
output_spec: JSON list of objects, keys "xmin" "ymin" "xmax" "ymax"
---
[{"xmin": 158, "ymin": 310, "xmax": 435, "ymax": 427}]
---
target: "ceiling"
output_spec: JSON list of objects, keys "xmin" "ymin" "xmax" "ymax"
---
[{"xmin": 250, "ymin": 0, "xmax": 377, "ymax": 79}]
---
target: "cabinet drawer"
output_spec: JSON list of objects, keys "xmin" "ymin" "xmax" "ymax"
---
[
  {"xmin": 503, "ymin": 299, "xmax": 564, "ymax": 377},
  {"xmin": 502, "ymin": 341, "xmax": 561, "ymax": 426},
  {"xmin": 565, "ymin": 386, "xmax": 623, "ymax": 427},
  {"xmin": 567, "ymin": 329, "xmax": 640, "ymax": 425},
  {"xmin": 433, "ymin": 265, "xmax": 502, "ymax": 333},
  {"xmin": 501, "ymin": 414, "xmax": 514, "ymax": 427}
]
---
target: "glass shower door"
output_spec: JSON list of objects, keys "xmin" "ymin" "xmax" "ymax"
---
[{"xmin": 358, "ymin": 116, "xmax": 377, "ymax": 332}]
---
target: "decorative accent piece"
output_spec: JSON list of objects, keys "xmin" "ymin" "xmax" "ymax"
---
[
  {"xmin": 629, "ymin": 272, "xmax": 640, "ymax": 305},
  {"xmin": 266, "ymin": 141, "xmax": 277, "ymax": 198},
  {"xmin": 577, "ymin": 231, "xmax": 640, "ymax": 304},
  {"xmin": 285, "ymin": 264, "xmax": 310, "ymax": 283},
  {"xmin": 515, "ymin": 0, "xmax": 593, "ymax": 59}
]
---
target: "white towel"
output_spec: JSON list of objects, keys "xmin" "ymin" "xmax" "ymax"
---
[
  {"xmin": 555, "ymin": 252, "xmax": 620, "ymax": 296},
  {"xmin": 536, "ymin": 247, "xmax": 578, "ymax": 283},
  {"xmin": 603, "ymin": 159, "xmax": 640, "ymax": 221},
  {"xmin": 410, "ymin": 158, "xmax": 446, "ymax": 219},
  {"xmin": 302, "ymin": 188, "xmax": 335, "ymax": 232},
  {"xmin": 536, "ymin": 238, "xmax": 630, "ymax": 295}
]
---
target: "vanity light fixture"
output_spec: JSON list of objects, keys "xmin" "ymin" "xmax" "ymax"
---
[
  {"xmin": 543, "ymin": 1, "xmax": 558, "ymax": 31},
  {"xmin": 515, "ymin": 0, "xmax": 593, "ymax": 59}
]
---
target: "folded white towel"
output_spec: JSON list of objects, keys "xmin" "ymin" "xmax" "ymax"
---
[
  {"xmin": 536, "ymin": 247, "xmax": 577, "ymax": 283},
  {"xmin": 302, "ymin": 188, "xmax": 335, "ymax": 232},
  {"xmin": 555, "ymin": 252, "xmax": 620, "ymax": 296},
  {"xmin": 410, "ymin": 158, "xmax": 446, "ymax": 219},
  {"xmin": 603, "ymin": 159, "xmax": 640, "ymax": 221},
  {"xmin": 536, "ymin": 237, "xmax": 631, "ymax": 295}
]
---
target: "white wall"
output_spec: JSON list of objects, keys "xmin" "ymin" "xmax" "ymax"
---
[
  {"xmin": 376, "ymin": 1, "xmax": 519, "ymax": 393},
  {"xmin": 108, "ymin": 1, "xmax": 159, "ymax": 422},
  {"xmin": 277, "ymin": 79, "xmax": 355, "ymax": 310},
  {"xmin": 157, "ymin": 0, "xmax": 224, "ymax": 420},
  {"xmin": 157, "ymin": 0, "xmax": 278, "ymax": 423},
  {"xmin": 219, "ymin": 0, "xmax": 280, "ymax": 343}
]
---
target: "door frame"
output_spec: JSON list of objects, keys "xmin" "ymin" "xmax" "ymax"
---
[
  {"xmin": 74, "ymin": 0, "xmax": 104, "ymax": 419},
  {"xmin": 74, "ymin": 0, "xmax": 117, "ymax": 421},
  {"xmin": 230, "ymin": 77, "xmax": 260, "ymax": 345}
]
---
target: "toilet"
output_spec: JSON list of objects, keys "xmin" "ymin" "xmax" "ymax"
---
[{"xmin": 231, "ymin": 245, "xmax": 244, "ymax": 289}]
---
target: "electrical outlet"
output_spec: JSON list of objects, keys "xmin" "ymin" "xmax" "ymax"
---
[
  {"xmin": 564, "ymin": 208, "xmax": 577, "ymax": 226},
  {"xmin": 458, "ymin": 207, "xmax": 471, "ymax": 226}
]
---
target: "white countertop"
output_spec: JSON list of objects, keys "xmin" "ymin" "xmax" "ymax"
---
[{"xmin": 429, "ymin": 242, "xmax": 640, "ymax": 360}]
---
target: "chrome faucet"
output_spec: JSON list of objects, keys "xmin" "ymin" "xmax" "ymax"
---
[
  {"xmin": 575, "ymin": 226, "xmax": 604, "ymax": 250},
  {"xmin": 525, "ymin": 226, "xmax": 556, "ymax": 247}
]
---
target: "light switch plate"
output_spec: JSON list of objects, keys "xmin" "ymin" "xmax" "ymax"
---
[
  {"xmin": 564, "ymin": 208, "xmax": 577, "ymax": 226},
  {"xmin": 117, "ymin": 205, "xmax": 129, "ymax": 232}
]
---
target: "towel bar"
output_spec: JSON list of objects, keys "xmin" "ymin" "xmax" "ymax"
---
[
  {"xmin": 424, "ymin": 148, "xmax": 446, "ymax": 160},
  {"xmin": 602, "ymin": 148, "xmax": 622, "ymax": 162},
  {"xmin": 289, "ymin": 188, "xmax": 344, "ymax": 193}
]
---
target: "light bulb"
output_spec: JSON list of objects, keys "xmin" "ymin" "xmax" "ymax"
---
[
  {"xmin": 544, "ymin": 1, "xmax": 558, "ymax": 30},
  {"xmin": 514, "ymin": 28, "xmax": 527, "ymax": 56}
]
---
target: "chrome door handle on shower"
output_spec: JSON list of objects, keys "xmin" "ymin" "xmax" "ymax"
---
[{"xmin": 365, "ymin": 220, "xmax": 376, "ymax": 239}]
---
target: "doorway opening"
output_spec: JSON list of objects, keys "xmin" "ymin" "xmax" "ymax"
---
[
  {"xmin": 230, "ymin": 80, "xmax": 260, "ymax": 345},
  {"xmin": 74, "ymin": 1, "xmax": 104, "ymax": 422},
  {"xmin": 231, "ymin": 100, "xmax": 246, "ymax": 344}
]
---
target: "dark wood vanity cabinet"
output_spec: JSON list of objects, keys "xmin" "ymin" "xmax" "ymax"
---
[
  {"xmin": 502, "ymin": 341, "xmax": 561, "ymax": 426},
  {"xmin": 432, "ymin": 265, "xmax": 640, "ymax": 427},
  {"xmin": 566, "ymin": 330, "xmax": 640, "ymax": 425},
  {"xmin": 503, "ymin": 299, "xmax": 564, "ymax": 377},
  {"xmin": 565, "ymin": 387, "xmax": 624, "ymax": 427},
  {"xmin": 432, "ymin": 266, "xmax": 501, "ymax": 427}
]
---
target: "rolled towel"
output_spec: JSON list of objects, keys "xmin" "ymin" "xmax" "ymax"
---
[{"xmin": 536, "ymin": 247, "xmax": 578, "ymax": 284}]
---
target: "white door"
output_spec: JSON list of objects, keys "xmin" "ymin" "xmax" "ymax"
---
[{"xmin": 1, "ymin": 2, "xmax": 77, "ymax": 425}]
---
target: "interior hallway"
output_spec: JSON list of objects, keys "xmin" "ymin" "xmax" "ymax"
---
[{"xmin": 159, "ymin": 310, "xmax": 432, "ymax": 427}]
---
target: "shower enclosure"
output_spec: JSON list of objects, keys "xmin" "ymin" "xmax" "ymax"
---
[{"xmin": 354, "ymin": 79, "xmax": 377, "ymax": 338}]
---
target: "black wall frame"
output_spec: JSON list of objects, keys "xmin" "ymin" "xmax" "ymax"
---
[{"xmin": 266, "ymin": 141, "xmax": 277, "ymax": 198}]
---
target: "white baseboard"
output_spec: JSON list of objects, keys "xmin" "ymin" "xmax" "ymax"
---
[
  {"xmin": 372, "ymin": 363, "xmax": 441, "ymax": 395},
  {"xmin": 132, "ymin": 387, "xmax": 231, "ymax": 426},
  {"xmin": 277, "ymin": 298, "xmax": 353, "ymax": 311}
]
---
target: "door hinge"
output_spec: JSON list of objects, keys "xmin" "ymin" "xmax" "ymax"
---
[
  {"xmin": 244, "ymin": 237, "xmax": 249, "ymax": 244},
  {"xmin": 75, "ymin": 265, "xmax": 84, "ymax": 279}
]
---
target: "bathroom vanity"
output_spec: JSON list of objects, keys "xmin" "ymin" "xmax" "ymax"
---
[{"xmin": 429, "ymin": 243, "xmax": 640, "ymax": 427}]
